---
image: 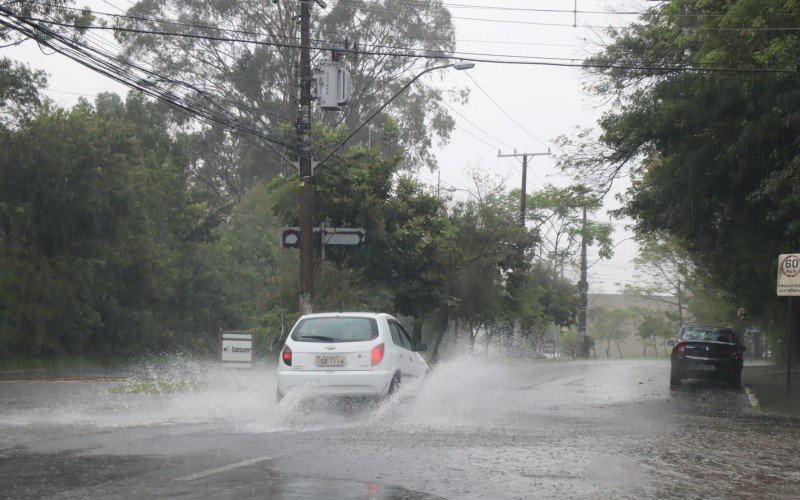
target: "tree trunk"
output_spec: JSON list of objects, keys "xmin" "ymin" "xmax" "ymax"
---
[
  {"xmin": 430, "ymin": 312, "xmax": 448, "ymax": 365},
  {"xmin": 642, "ymin": 340, "xmax": 647, "ymax": 358},
  {"xmin": 469, "ymin": 324, "xmax": 476, "ymax": 352},
  {"xmin": 606, "ymin": 339, "xmax": 611, "ymax": 359},
  {"xmin": 412, "ymin": 320, "xmax": 423, "ymax": 346},
  {"xmin": 617, "ymin": 341, "xmax": 624, "ymax": 358}
]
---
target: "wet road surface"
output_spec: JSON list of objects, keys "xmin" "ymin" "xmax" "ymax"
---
[{"xmin": 1, "ymin": 358, "xmax": 799, "ymax": 499}]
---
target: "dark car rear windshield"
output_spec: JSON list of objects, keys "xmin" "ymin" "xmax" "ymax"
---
[
  {"xmin": 291, "ymin": 317, "xmax": 379, "ymax": 343},
  {"xmin": 680, "ymin": 327, "xmax": 735, "ymax": 343}
]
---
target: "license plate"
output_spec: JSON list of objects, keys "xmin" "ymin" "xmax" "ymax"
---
[
  {"xmin": 697, "ymin": 364, "xmax": 716, "ymax": 372},
  {"xmin": 316, "ymin": 355, "xmax": 346, "ymax": 367}
]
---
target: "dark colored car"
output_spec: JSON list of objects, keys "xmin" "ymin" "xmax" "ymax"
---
[{"xmin": 667, "ymin": 325, "xmax": 746, "ymax": 389}]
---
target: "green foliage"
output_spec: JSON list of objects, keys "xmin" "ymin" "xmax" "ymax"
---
[
  {"xmin": 267, "ymin": 121, "xmax": 456, "ymax": 331},
  {"xmin": 0, "ymin": 58, "xmax": 48, "ymax": 128},
  {"xmin": 570, "ymin": 1, "xmax": 800, "ymax": 350},
  {"xmin": 0, "ymin": 1, "xmax": 93, "ymax": 46},
  {"xmin": 117, "ymin": 0, "xmax": 461, "ymax": 214},
  {"xmin": 590, "ymin": 307, "xmax": 633, "ymax": 358},
  {"xmin": 0, "ymin": 92, "xmax": 205, "ymax": 357},
  {"xmin": 629, "ymin": 306, "xmax": 676, "ymax": 357},
  {"xmin": 526, "ymin": 184, "xmax": 614, "ymax": 274}
]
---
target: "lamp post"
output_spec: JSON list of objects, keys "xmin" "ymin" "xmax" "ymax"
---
[{"xmin": 298, "ymin": 60, "xmax": 475, "ymax": 313}]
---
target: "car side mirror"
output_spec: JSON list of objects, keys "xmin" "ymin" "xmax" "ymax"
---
[
  {"xmin": 666, "ymin": 339, "xmax": 677, "ymax": 347},
  {"xmin": 415, "ymin": 341, "xmax": 428, "ymax": 352}
]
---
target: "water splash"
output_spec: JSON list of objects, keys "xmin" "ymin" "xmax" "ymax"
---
[{"xmin": 0, "ymin": 356, "xmax": 662, "ymax": 435}]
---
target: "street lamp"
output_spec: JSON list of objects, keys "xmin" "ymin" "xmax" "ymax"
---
[{"xmin": 315, "ymin": 60, "xmax": 475, "ymax": 167}]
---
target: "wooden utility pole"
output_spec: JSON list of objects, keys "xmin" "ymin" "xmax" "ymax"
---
[
  {"xmin": 497, "ymin": 149, "xmax": 550, "ymax": 227},
  {"xmin": 298, "ymin": 0, "xmax": 314, "ymax": 315},
  {"xmin": 577, "ymin": 206, "xmax": 588, "ymax": 358}
]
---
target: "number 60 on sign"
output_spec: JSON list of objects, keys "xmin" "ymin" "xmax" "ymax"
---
[{"xmin": 777, "ymin": 254, "xmax": 800, "ymax": 296}]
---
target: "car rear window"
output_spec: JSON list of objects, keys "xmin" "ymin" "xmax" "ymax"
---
[
  {"xmin": 680, "ymin": 327, "xmax": 735, "ymax": 343},
  {"xmin": 291, "ymin": 317, "xmax": 379, "ymax": 343}
]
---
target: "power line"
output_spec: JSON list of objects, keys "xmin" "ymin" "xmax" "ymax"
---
[
  {"xmin": 0, "ymin": 6, "xmax": 294, "ymax": 156},
  {"xmin": 11, "ymin": 13, "xmax": 793, "ymax": 73},
  {"xmin": 464, "ymin": 72, "xmax": 551, "ymax": 150}
]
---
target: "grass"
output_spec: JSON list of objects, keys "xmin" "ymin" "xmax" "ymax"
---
[
  {"xmin": 111, "ymin": 379, "xmax": 208, "ymax": 395},
  {"xmin": 0, "ymin": 355, "xmax": 128, "ymax": 372}
]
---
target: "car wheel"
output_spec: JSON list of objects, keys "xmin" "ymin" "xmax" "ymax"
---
[
  {"xmin": 669, "ymin": 369, "xmax": 681, "ymax": 388},
  {"xmin": 387, "ymin": 373, "xmax": 401, "ymax": 398}
]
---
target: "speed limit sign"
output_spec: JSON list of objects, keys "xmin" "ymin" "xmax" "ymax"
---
[{"xmin": 777, "ymin": 254, "xmax": 800, "ymax": 295}]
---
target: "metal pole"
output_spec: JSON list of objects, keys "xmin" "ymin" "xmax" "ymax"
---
[
  {"xmin": 788, "ymin": 296, "xmax": 793, "ymax": 387},
  {"xmin": 577, "ymin": 206, "xmax": 588, "ymax": 358},
  {"xmin": 520, "ymin": 154, "xmax": 527, "ymax": 227},
  {"xmin": 298, "ymin": 0, "xmax": 314, "ymax": 315}
]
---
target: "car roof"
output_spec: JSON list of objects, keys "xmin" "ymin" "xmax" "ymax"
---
[
  {"xmin": 681, "ymin": 324, "xmax": 734, "ymax": 330},
  {"xmin": 297, "ymin": 312, "xmax": 392, "ymax": 320}
]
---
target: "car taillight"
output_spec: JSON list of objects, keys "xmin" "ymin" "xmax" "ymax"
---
[
  {"xmin": 371, "ymin": 343, "xmax": 384, "ymax": 366},
  {"xmin": 675, "ymin": 340, "xmax": 685, "ymax": 356},
  {"xmin": 281, "ymin": 345, "xmax": 292, "ymax": 366},
  {"xmin": 730, "ymin": 348, "xmax": 741, "ymax": 360}
]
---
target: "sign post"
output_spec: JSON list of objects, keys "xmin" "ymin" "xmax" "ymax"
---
[
  {"xmin": 777, "ymin": 254, "xmax": 800, "ymax": 385},
  {"xmin": 220, "ymin": 329, "xmax": 255, "ymax": 369}
]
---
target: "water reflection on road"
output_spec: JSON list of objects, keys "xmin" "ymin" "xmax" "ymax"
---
[{"xmin": 0, "ymin": 358, "xmax": 799, "ymax": 498}]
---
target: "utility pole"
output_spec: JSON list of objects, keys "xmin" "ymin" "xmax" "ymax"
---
[
  {"xmin": 577, "ymin": 206, "xmax": 588, "ymax": 358},
  {"xmin": 497, "ymin": 149, "xmax": 550, "ymax": 227},
  {"xmin": 498, "ymin": 148, "xmax": 550, "ymax": 353},
  {"xmin": 298, "ymin": 0, "xmax": 314, "ymax": 315}
]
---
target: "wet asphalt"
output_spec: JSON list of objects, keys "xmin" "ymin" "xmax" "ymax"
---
[{"xmin": 1, "ymin": 358, "xmax": 799, "ymax": 499}]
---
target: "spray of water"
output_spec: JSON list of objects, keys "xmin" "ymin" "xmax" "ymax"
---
[{"xmin": 0, "ymin": 355, "xmax": 658, "ymax": 434}]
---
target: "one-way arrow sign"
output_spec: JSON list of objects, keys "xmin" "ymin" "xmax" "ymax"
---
[{"xmin": 281, "ymin": 226, "xmax": 366, "ymax": 249}]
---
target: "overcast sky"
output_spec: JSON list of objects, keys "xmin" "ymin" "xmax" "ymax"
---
[{"xmin": 2, "ymin": 0, "xmax": 651, "ymax": 294}]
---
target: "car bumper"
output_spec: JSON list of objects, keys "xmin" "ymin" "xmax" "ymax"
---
[
  {"xmin": 672, "ymin": 357, "xmax": 741, "ymax": 380},
  {"xmin": 276, "ymin": 369, "xmax": 394, "ymax": 397}
]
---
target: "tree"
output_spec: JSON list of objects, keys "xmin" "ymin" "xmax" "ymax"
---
[
  {"xmin": 0, "ymin": 58, "xmax": 48, "ymax": 129},
  {"xmin": 591, "ymin": 307, "xmax": 632, "ymax": 359},
  {"xmin": 630, "ymin": 307, "xmax": 675, "ymax": 358},
  {"xmin": 0, "ymin": 92, "xmax": 208, "ymax": 357},
  {"xmin": 266, "ymin": 120, "xmax": 455, "ymax": 344},
  {"xmin": 623, "ymin": 237, "xmax": 693, "ymax": 324},
  {"xmin": 0, "ymin": 1, "xmax": 92, "ymax": 46},
  {"xmin": 117, "ymin": 0, "xmax": 461, "ymax": 210},
  {"xmin": 560, "ymin": 1, "xmax": 800, "ymax": 354},
  {"xmin": 526, "ymin": 184, "xmax": 614, "ymax": 278},
  {"xmin": 446, "ymin": 175, "xmax": 530, "ymax": 352}
]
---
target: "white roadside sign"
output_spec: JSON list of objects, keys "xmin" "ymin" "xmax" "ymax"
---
[
  {"xmin": 220, "ymin": 330, "xmax": 254, "ymax": 368},
  {"xmin": 777, "ymin": 254, "xmax": 800, "ymax": 296}
]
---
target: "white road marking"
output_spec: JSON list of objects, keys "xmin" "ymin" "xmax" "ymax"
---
[{"xmin": 176, "ymin": 456, "xmax": 271, "ymax": 482}]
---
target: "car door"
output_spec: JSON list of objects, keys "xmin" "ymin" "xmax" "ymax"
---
[
  {"xmin": 394, "ymin": 322, "xmax": 427, "ymax": 378},
  {"xmin": 387, "ymin": 320, "xmax": 414, "ymax": 378}
]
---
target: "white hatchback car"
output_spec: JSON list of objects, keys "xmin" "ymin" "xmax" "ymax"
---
[{"xmin": 277, "ymin": 312, "xmax": 428, "ymax": 401}]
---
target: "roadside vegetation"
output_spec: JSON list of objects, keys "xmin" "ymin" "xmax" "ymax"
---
[{"xmin": 1, "ymin": 0, "xmax": 795, "ymax": 365}]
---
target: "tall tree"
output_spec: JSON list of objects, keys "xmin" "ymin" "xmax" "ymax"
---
[
  {"xmin": 0, "ymin": 92, "xmax": 207, "ymax": 357},
  {"xmin": 117, "ymin": 0, "xmax": 460, "ymax": 208},
  {"xmin": 562, "ymin": 0, "xmax": 800, "ymax": 327},
  {"xmin": 623, "ymin": 237, "xmax": 693, "ymax": 324},
  {"xmin": 0, "ymin": 1, "xmax": 92, "ymax": 46},
  {"xmin": 591, "ymin": 307, "xmax": 632, "ymax": 359}
]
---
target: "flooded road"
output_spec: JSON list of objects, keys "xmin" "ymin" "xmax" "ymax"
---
[{"xmin": 1, "ymin": 358, "xmax": 798, "ymax": 498}]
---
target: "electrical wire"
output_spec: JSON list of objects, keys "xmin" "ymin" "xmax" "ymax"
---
[
  {"xmin": 0, "ymin": 6, "xmax": 295, "ymax": 158},
  {"xmin": 10, "ymin": 13, "xmax": 793, "ymax": 73},
  {"xmin": 463, "ymin": 72, "xmax": 551, "ymax": 150}
]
